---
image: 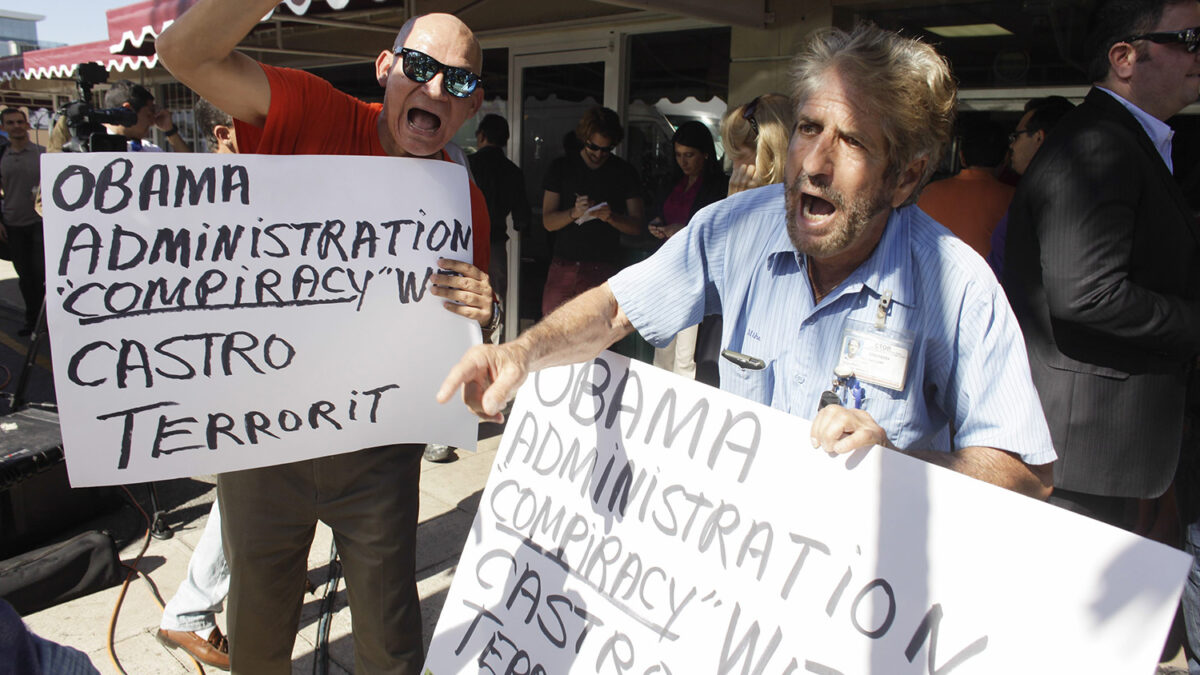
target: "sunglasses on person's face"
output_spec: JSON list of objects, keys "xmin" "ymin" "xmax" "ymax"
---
[
  {"xmin": 394, "ymin": 48, "xmax": 482, "ymax": 98},
  {"xmin": 584, "ymin": 141, "xmax": 616, "ymax": 153},
  {"xmin": 1124, "ymin": 26, "xmax": 1200, "ymax": 53},
  {"xmin": 742, "ymin": 96, "xmax": 761, "ymax": 137}
]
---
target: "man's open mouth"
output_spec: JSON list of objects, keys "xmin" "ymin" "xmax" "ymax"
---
[
  {"xmin": 407, "ymin": 107, "xmax": 442, "ymax": 133},
  {"xmin": 801, "ymin": 192, "xmax": 837, "ymax": 222}
]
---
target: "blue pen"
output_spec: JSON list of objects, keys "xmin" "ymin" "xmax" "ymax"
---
[{"xmin": 850, "ymin": 378, "xmax": 865, "ymax": 409}]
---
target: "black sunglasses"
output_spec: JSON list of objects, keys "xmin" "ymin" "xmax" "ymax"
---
[
  {"xmin": 394, "ymin": 48, "xmax": 482, "ymax": 98},
  {"xmin": 742, "ymin": 96, "xmax": 760, "ymax": 137},
  {"xmin": 584, "ymin": 141, "xmax": 616, "ymax": 153},
  {"xmin": 1123, "ymin": 26, "xmax": 1200, "ymax": 53}
]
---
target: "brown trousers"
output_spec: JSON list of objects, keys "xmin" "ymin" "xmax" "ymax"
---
[{"xmin": 217, "ymin": 444, "xmax": 423, "ymax": 674}]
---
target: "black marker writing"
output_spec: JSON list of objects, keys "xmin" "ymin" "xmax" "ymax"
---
[
  {"xmin": 95, "ymin": 382, "xmax": 402, "ymax": 469},
  {"xmin": 52, "ymin": 158, "xmax": 249, "ymax": 214}
]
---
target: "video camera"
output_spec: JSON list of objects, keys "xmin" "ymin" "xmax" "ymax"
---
[{"xmin": 61, "ymin": 63, "xmax": 137, "ymax": 153}]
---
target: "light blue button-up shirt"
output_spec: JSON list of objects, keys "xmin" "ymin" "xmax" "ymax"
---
[{"xmin": 609, "ymin": 183, "xmax": 1056, "ymax": 464}]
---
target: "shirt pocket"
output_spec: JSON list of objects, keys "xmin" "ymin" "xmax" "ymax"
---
[
  {"xmin": 851, "ymin": 377, "xmax": 919, "ymax": 443},
  {"xmin": 720, "ymin": 358, "xmax": 775, "ymax": 407}
]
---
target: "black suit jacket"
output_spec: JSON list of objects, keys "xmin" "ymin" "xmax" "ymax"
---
[{"xmin": 1005, "ymin": 88, "xmax": 1200, "ymax": 498}]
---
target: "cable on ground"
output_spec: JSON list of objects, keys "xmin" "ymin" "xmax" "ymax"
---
[{"xmin": 106, "ymin": 485, "xmax": 206, "ymax": 675}]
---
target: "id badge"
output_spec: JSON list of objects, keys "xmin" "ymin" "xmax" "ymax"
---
[{"xmin": 835, "ymin": 319, "xmax": 915, "ymax": 391}]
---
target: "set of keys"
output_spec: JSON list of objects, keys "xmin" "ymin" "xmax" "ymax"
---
[{"xmin": 818, "ymin": 366, "xmax": 865, "ymax": 411}]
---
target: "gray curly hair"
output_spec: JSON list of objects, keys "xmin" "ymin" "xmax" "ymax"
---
[{"xmin": 792, "ymin": 24, "xmax": 957, "ymax": 205}]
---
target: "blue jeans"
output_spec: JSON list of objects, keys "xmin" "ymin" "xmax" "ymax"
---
[
  {"xmin": 1184, "ymin": 520, "xmax": 1200, "ymax": 674},
  {"xmin": 160, "ymin": 499, "xmax": 228, "ymax": 636}
]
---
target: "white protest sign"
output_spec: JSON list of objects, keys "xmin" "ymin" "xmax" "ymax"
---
[
  {"xmin": 41, "ymin": 153, "xmax": 480, "ymax": 487},
  {"xmin": 425, "ymin": 352, "xmax": 1190, "ymax": 674}
]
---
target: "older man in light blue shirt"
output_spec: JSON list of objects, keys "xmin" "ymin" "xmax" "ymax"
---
[
  {"xmin": 610, "ymin": 183, "xmax": 1054, "ymax": 466},
  {"xmin": 441, "ymin": 24, "xmax": 1055, "ymax": 498}
]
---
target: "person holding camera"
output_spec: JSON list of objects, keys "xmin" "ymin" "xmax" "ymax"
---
[
  {"xmin": 0, "ymin": 108, "xmax": 45, "ymax": 336},
  {"xmin": 102, "ymin": 80, "xmax": 192, "ymax": 153}
]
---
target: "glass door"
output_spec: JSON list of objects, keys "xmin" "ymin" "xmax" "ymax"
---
[{"xmin": 505, "ymin": 47, "xmax": 616, "ymax": 340}]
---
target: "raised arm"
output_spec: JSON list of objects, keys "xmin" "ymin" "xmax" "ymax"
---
[
  {"xmin": 155, "ymin": 0, "xmax": 275, "ymax": 127},
  {"xmin": 437, "ymin": 282, "xmax": 633, "ymax": 421}
]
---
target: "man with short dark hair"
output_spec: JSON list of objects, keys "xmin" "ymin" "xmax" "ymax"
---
[
  {"xmin": 441, "ymin": 24, "xmax": 1056, "ymax": 499},
  {"xmin": 986, "ymin": 95, "xmax": 1075, "ymax": 278},
  {"xmin": 1006, "ymin": 5, "xmax": 1200, "ymax": 668},
  {"xmin": 0, "ymin": 108, "xmax": 45, "ymax": 336},
  {"xmin": 1008, "ymin": 96, "xmax": 1075, "ymax": 177},
  {"xmin": 192, "ymin": 97, "xmax": 239, "ymax": 155},
  {"xmin": 470, "ymin": 113, "xmax": 529, "ymax": 305},
  {"xmin": 1006, "ymin": 0, "xmax": 1200, "ymax": 527},
  {"xmin": 158, "ymin": 4, "xmax": 496, "ymax": 672},
  {"xmin": 540, "ymin": 106, "xmax": 645, "ymax": 315},
  {"xmin": 103, "ymin": 80, "xmax": 192, "ymax": 153}
]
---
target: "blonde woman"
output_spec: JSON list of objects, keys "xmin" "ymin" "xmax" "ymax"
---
[
  {"xmin": 720, "ymin": 93, "xmax": 795, "ymax": 195},
  {"xmin": 693, "ymin": 93, "xmax": 796, "ymax": 386}
]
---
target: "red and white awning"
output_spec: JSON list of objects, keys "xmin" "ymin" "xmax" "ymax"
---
[
  {"xmin": 104, "ymin": 0, "xmax": 200, "ymax": 56},
  {"xmin": 2, "ymin": 0, "xmax": 384, "ymax": 82}
]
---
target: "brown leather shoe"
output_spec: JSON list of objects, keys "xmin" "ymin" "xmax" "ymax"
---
[{"xmin": 156, "ymin": 626, "xmax": 230, "ymax": 670}]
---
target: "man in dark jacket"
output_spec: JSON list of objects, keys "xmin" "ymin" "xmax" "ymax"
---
[
  {"xmin": 1006, "ymin": 0, "xmax": 1200, "ymax": 524},
  {"xmin": 469, "ymin": 114, "xmax": 530, "ymax": 306}
]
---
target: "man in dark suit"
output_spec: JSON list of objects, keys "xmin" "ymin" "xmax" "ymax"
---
[
  {"xmin": 469, "ymin": 114, "xmax": 530, "ymax": 307},
  {"xmin": 1006, "ymin": 0, "xmax": 1200, "ymax": 527}
]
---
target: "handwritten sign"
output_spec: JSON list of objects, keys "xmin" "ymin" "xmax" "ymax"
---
[
  {"xmin": 425, "ymin": 352, "xmax": 1190, "ymax": 674},
  {"xmin": 41, "ymin": 153, "xmax": 480, "ymax": 487}
]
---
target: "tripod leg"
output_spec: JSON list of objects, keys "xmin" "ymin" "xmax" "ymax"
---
[
  {"xmin": 313, "ymin": 540, "xmax": 340, "ymax": 675},
  {"xmin": 146, "ymin": 482, "xmax": 173, "ymax": 540},
  {"xmin": 10, "ymin": 299, "xmax": 47, "ymax": 412}
]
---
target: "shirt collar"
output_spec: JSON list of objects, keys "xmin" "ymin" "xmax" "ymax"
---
[
  {"xmin": 1096, "ymin": 86, "xmax": 1175, "ymax": 173},
  {"xmin": 767, "ymin": 205, "xmax": 916, "ymax": 308}
]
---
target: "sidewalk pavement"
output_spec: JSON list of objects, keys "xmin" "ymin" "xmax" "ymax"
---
[{"xmin": 21, "ymin": 437, "xmax": 500, "ymax": 675}]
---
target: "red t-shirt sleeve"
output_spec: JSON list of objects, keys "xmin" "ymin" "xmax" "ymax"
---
[{"xmin": 468, "ymin": 178, "xmax": 490, "ymax": 272}]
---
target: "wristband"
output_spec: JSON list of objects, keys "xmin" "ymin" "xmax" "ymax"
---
[{"xmin": 164, "ymin": 125, "xmax": 179, "ymax": 137}]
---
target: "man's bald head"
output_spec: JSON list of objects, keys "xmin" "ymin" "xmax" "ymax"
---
[
  {"xmin": 393, "ymin": 13, "xmax": 482, "ymax": 73},
  {"xmin": 375, "ymin": 12, "xmax": 484, "ymax": 157}
]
